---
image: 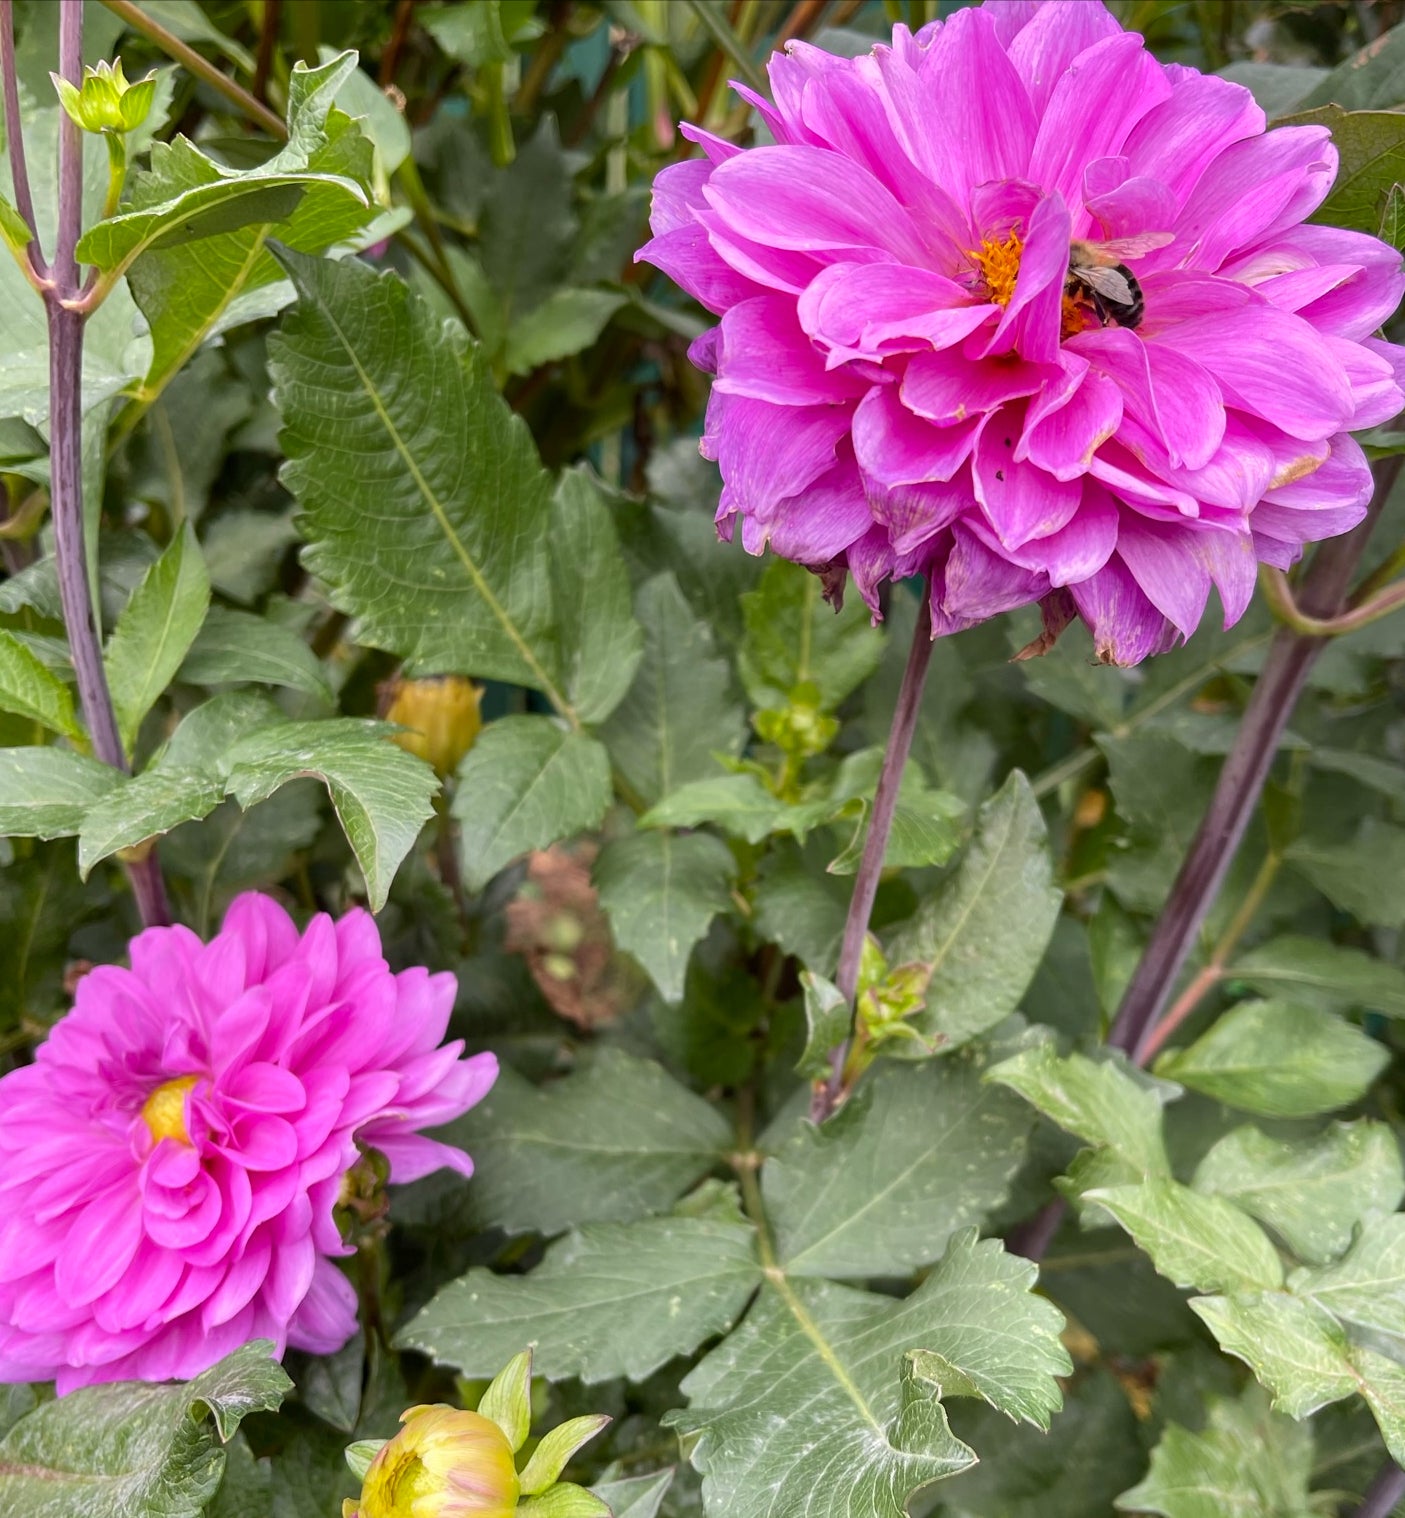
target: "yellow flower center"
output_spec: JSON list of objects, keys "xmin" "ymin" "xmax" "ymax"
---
[
  {"xmin": 141, "ymin": 1075, "xmax": 198, "ymax": 1144},
  {"xmin": 973, "ymin": 228, "xmax": 1024, "ymax": 307}
]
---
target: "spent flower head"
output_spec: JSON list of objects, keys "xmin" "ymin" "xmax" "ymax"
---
[
  {"xmin": 345, "ymin": 1351, "xmax": 612, "ymax": 1518},
  {"xmin": 638, "ymin": 0, "xmax": 1405, "ymax": 663},
  {"xmin": 0, "ymin": 892, "xmax": 497, "ymax": 1391}
]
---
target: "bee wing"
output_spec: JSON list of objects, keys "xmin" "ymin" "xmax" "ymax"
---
[
  {"xmin": 1096, "ymin": 231, "xmax": 1173, "ymax": 260},
  {"xmin": 1075, "ymin": 265, "xmax": 1136, "ymax": 303}
]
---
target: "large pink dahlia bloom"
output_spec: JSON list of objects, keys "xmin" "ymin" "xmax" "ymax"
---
[
  {"xmin": 639, "ymin": 0, "xmax": 1405, "ymax": 663},
  {"xmin": 0, "ymin": 892, "xmax": 497, "ymax": 1392}
]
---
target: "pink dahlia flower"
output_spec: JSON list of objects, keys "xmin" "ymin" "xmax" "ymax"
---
[
  {"xmin": 0, "ymin": 893, "xmax": 497, "ymax": 1392},
  {"xmin": 639, "ymin": 0, "xmax": 1405, "ymax": 663}
]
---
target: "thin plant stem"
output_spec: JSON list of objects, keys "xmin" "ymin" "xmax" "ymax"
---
[
  {"xmin": 0, "ymin": 0, "xmax": 45, "ymax": 274},
  {"xmin": 98, "ymin": 0, "xmax": 288, "ymax": 139},
  {"xmin": 684, "ymin": 0, "xmax": 769, "ymax": 94},
  {"xmin": 811, "ymin": 591, "xmax": 935, "ymax": 1123},
  {"xmin": 251, "ymin": 0, "xmax": 282, "ymax": 105},
  {"xmin": 1261, "ymin": 562, "xmax": 1405, "ymax": 638},
  {"xmin": 1350, "ymin": 1461, "xmax": 1405, "ymax": 1518},
  {"xmin": 46, "ymin": 0, "xmax": 170, "ymax": 928}
]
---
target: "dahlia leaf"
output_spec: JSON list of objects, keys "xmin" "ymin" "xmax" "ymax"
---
[
  {"xmin": 594, "ymin": 828, "xmax": 737, "ymax": 1003},
  {"xmin": 123, "ymin": 52, "xmax": 375, "ymax": 405},
  {"xmin": 1298, "ymin": 27, "xmax": 1405, "ymax": 111},
  {"xmin": 885, "ymin": 774, "xmax": 1061, "ymax": 1051},
  {"xmin": 1280, "ymin": 105, "xmax": 1405, "ymax": 239},
  {"xmin": 77, "ymin": 763, "xmax": 227, "ymax": 876},
  {"xmin": 396, "ymin": 1050, "xmax": 732, "ymax": 1237},
  {"xmin": 599, "ymin": 572, "xmax": 744, "ymax": 808},
  {"xmin": 103, "ymin": 522, "xmax": 211, "ymax": 757},
  {"xmin": 750, "ymin": 839, "xmax": 850, "ymax": 977},
  {"xmin": 397, "ymin": 1214, "xmax": 762, "ymax": 1382},
  {"xmin": 1193, "ymin": 1120, "xmax": 1404, "ymax": 1265},
  {"xmin": 0, "ymin": 1340, "xmax": 290, "ymax": 1518},
  {"xmin": 589, "ymin": 1469, "xmax": 675, "ymax": 1518},
  {"xmin": 738, "ymin": 559, "xmax": 886, "ymax": 713},
  {"xmin": 179, "ymin": 606, "xmax": 334, "ymax": 704},
  {"xmin": 548, "ymin": 469, "xmax": 643, "ymax": 726},
  {"xmin": 452, "ymin": 716, "xmax": 612, "ymax": 892},
  {"xmin": 225, "ymin": 718, "xmax": 439, "ymax": 910},
  {"xmin": 1215, "ymin": 60, "xmax": 1326, "ymax": 119},
  {"xmin": 1231, "ymin": 935, "xmax": 1405, "ymax": 1017},
  {"xmin": 1154, "ymin": 999, "xmax": 1389, "ymax": 1117},
  {"xmin": 1290, "ymin": 1214, "xmax": 1405, "ymax": 1340},
  {"xmin": 0, "ymin": 630, "xmax": 81, "ymax": 740},
  {"xmin": 0, "ymin": 746, "xmax": 121, "ymax": 838},
  {"xmin": 505, "ymin": 287, "xmax": 627, "ymax": 376},
  {"xmin": 667, "ymin": 1233, "xmax": 1069, "ymax": 1518},
  {"xmin": 477, "ymin": 117, "xmax": 578, "ymax": 322},
  {"xmin": 762, "ymin": 1053, "xmax": 1036, "ymax": 1279},
  {"xmin": 269, "ymin": 246, "xmax": 569, "ymax": 704},
  {"xmin": 641, "ymin": 773, "xmax": 791, "ymax": 845},
  {"xmin": 1113, "ymin": 1386, "xmax": 1316, "ymax": 1518},
  {"xmin": 1286, "ymin": 819, "xmax": 1405, "ymax": 928}
]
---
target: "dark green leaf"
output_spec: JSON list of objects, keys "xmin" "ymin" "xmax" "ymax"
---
[
  {"xmin": 505, "ymin": 288, "xmax": 627, "ymax": 375},
  {"xmin": 179, "ymin": 606, "xmax": 333, "ymax": 703}
]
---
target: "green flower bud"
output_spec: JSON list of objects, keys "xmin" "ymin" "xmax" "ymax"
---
[{"xmin": 51, "ymin": 58, "xmax": 157, "ymax": 136}]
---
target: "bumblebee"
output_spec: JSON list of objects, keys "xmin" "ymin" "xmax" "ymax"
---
[{"xmin": 1065, "ymin": 234, "xmax": 1169, "ymax": 330}]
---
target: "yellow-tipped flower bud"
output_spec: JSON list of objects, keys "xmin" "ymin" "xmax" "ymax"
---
[
  {"xmin": 384, "ymin": 675, "xmax": 483, "ymax": 778},
  {"xmin": 350, "ymin": 1406, "xmax": 520, "ymax": 1518}
]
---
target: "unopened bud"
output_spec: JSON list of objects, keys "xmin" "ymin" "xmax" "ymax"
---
[
  {"xmin": 51, "ymin": 58, "xmax": 157, "ymax": 136},
  {"xmin": 383, "ymin": 675, "xmax": 483, "ymax": 778}
]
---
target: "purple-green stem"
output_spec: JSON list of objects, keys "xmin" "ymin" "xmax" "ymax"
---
[
  {"xmin": 1352, "ymin": 1461, "xmax": 1405, "ymax": 1518},
  {"xmin": 1007, "ymin": 457, "xmax": 1401, "ymax": 1276},
  {"xmin": 5, "ymin": 0, "xmax": 170, "ymax": 926},
  {"xmin": 0, "ymin": 0, "xmax": 41, "ymax": 271},
  {"xmin": 811, "ymin": 590, "xmax": 935, "ymax": 1123}
]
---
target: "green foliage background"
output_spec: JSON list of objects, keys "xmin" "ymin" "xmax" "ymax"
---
[{"xmin": 4, "ymin": 1, "xmax": 1405, "ymax": 1515}]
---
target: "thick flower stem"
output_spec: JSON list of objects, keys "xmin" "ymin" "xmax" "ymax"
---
[
  {"xmin": 1351, "ymin": 1461, "xmax": 1405, "ymax": 1518},
  {"xmin": 0, "ymin": 0, "xmax": 44, "ymax": 275},
  {"xmin": 811, "ymin": 591, "xmax": 934, "ymax": 1123},
  {"xmin": 45, "ymin": 1, "xmax": 170, "ymax": 928}
]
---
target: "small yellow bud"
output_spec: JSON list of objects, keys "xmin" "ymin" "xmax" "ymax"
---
[
  {"xmin": 354, "ymin": 1406, "xmax": 519, "ymax": 1518},
  {"xmin": 383, "ymin": 676, "xmax": 483, "ymax": 778}
]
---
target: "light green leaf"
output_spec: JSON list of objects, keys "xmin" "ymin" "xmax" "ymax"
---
[
  {"xmin": 398, "ymin": 1215, "xmax": 761, "ymax": 1383},
  {"xmin": 763, "ymin": 1053, "xmax": 1036, "ymax": 1278},
  {"xmin": 1155, "ymin": 1000, "xmax": 1388, "ymax": 1117},
  {"xmin": 738, "ymin": 558, "xmax": 885, "ymax": 712},
  {"xmin": 1193, "ymin": 1121, "xmax": 1405, "ymax": 1265},
  {"xmin": 397, "ymin": 1051, "xmax": 731, "ymax": 1237},
  {"xmin": 0, "ymin": 747, "xmax": 120, "ymax": 838},
  {"xmin": 825, "ymin": 784, "xmax": 964, "ymax": 876},
  {"xmin": 548, "ymin": 470, "xmax": 642, "ymax": 725},
  {"xmin": 1292, "ymin": 1215, "xmax": 1405, "ymax": 1340},
  {"xmin": 594, "ymin": 830, "xmax": 736, "ymax": 1003},
  {"xmin": 986, "ymin": 1039, "xmax": 1173, "ymax": 1177},
  {"xmin": 796, "ymin": 971, "xmax": 849, "ymax": 1080},
  {"xmin": 225, "ymin": 720, "xmax": 438, "ymax": 910},
  {"xmin": 1083, "ymin": 1178, "xmax": 1283, "ymax": 1294},
  {"xmin": 123, "ymin": 53, "xmax": 375, "ymax": 406},
  {"xmin": 642, "ymin": 774, "xmax": 789, "ymax": 845},
  {"xmin": 0, "ymin": 1341, "xmax": 290, "ymax": 1518},
  {"xmin": 0, "ymin": 630, "xmax": 79, "ymax": 739},
  {"xmin": 77, "ymin": 765, "xmax": 225, "ymax": 876},
  {"xmin": 452, "ymin": 716, "xmax": 612, "ymax": 892},
  {"xmin": 590, "ymin": 1470, "xmax": 674, "ymax": 1518},
  {"xmin": 104, "ymin": 522, "xmax": 211, "ymax": 754},
  {"xmin": 1114, "ymin": 1386, "xmax": 1318, "ymax": 1518},
  {"xmin": 421, "ymin": 0, "xmax": 542, "ymax": 66},
  {"xmin": 600, "ymin": 573, "xmax": 743, "ymax": 808},
  {"xmin": 179, "ymin": 606, "xmax": 333, "ymax": 703},
  {"xmin": 670, "ymin": 1233, "xmax": 1070, "ymax": 1518},
  {"xmin": 270, "ymin": 250, "xmax": 568, "ymax": 704},
  {"xmin": 505, "ymin": 288, "xmax": 627, "ymax": 376},
  {"xmin": 887, "ymin": 773, "xmax": 1062, "ymax": 1051},
  {"xmin": 1287, "ymin": 821, "xmax": 1405, "ymax": 927},
  {"xmin": 1231, "ymin": 936, "xmax": 1405, "ymax": 1018}
]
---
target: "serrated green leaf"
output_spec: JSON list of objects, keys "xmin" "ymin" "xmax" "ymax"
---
[
  {"xmin": 888, "ymin": 773, "xmax": 1061, "ymax": 1051},
  {"xmin": 1114, "ymin": 1386, "xmax": 1318, "ymax": 1518},
  {"xmin": 670, "ymin": 1232, "xmax": 1070, "ymax": 1518},
  {"xmin": 1155, "ymin": 1000, "xmax": 1388, "ymax": 1117},
  {"xmin": 764, "ymin": 1054, "xmax": 1035, "ymax": 1278},
  {"xmin": 590, "ymin": 1469, "xmax": 674, "ymax": 1518},
  {"xmin": 1292, "ymin": 1215, "xmax": 1405, "ymax": 1340},
  {"xmin": 1231, "ymin": 936, "xmax": 1405, "ymax": 1018},
  {"xmin": 179, "ymin": 606, "xmax": 333, "ymax": 703},
  {"xmin": 1083, "ymin": 1178, "xmax": 1283, "ymax": 1293},
  {"xmin": 505, "ymin": 288, "xmax": 626, "ymax": 376},
  {"xmin": 1193, "ymin": 1121, "xmax": 1404, "ymax": 1265},
  {"xmin": 1287, "ymin": 821, "xmax": 1405, "ymax": 927},
  {"xmin": 0, "ymin": 630, "xmax": 79, "ymax": 738},
  {"xmin": 104, "ymin": 523, "xmax": 211, "ymax": 754},
  {"xmin": 398, "ymin": 1051, "xmax": 731, "ymax": 1237},
  {"xmin": 225, "ymin": 719, "xmax": 438, "ymax": 911},
  {"xmin": 548, "ymin": 470, "xmax": 642, "ymax": 725},
  {"xmin": 986, "ymin": 1040, "xmax": 1173, "ymax": 1177},
  {"xmin": 0, "ymin": 1341, "xmax": 290, "ymax": 1518},
  {"xmin": 270, "ymin": 249, "xmax": 569, "ymax": 704},
  {"xmin": 594, "ymin": 829, "xmax": 736, "ymax": 1003},
  {"xmin": 738, "ymin": 559, "xmax": 885, "ymax": 712},
  {"xmin": 77, "ymin": 764, "xmax": 225, "ymax": 875},
  {"xmin": 398, "ymin": 1215, "xmax": 761, "ymax": 1382},
  {"xmin": 1275, "ymin": 106, "xmax": 1405, "ymax": 239},
  {"xmin": 642, "ymin": 774, "xmax": 789, "ymax": 845},
  {"xmin": 600, "ymin": 573, "xmax": 743, "ymax": 808},
  {"xmin": 452, "ymin": 717, "xmax": 611, "ymax": 892},
  {"xmin": 0, "ymin": 747, "xmax": 121, "ymax": 838}
]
